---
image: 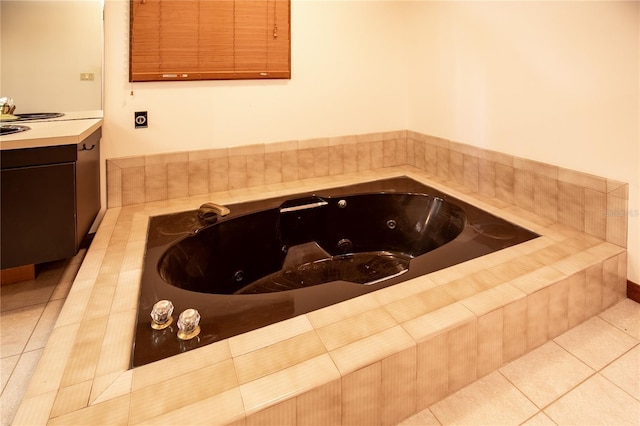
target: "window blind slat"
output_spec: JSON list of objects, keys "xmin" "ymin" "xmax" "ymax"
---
[{"xmin": 130, "ymin": 0, "xmax": 290, "ymax": 81}]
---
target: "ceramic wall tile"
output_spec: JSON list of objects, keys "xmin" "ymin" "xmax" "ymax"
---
[
  {"xmin": 139, "ymin": 388, "xmax": 245, "ymax": 426},
  {"xmin": 371, "ymin": 140, "xmax": 384, "ymax": 169},
  {"xmin": 413, "ymin": 140, "xmax": 426, "ymax": 170},
  {"xmin": 435, "ymin": 147, "xmax": 450, "ymax": 180},
  {"xmin": 342, "ymin": 143, "xmax": 358, "ymax": 173},
  {"xmin": 329, "ymin": 326, "xmax": 415, "ymax": 377},
  {"xmin": 59, "ymin": 317, "xmax": 109, "ymax": 388},
  {"xmin": 415, "ymin": 333, "xmax": 448, "ymax": 410},
  {"xmin": 234, "ymin": 331, "xmax": 326, "ymax": 385},
  {"xmin": 476, "ymin": 308, "xmax": 503, "ymax": 378},
  {"xmin": 514, "ymin": 169, "xmax": 535, "ymax": 212},
  {"xmin": 616, "ymin": 253, "xmax": 627, "ymax": 298},
  {"xmin": 313, "ymin": 147, "xmax": 330, "ymax": 177},
  {"xmin": 306, "ymin": 293, "xmax": 380, "ymax": 329},
  {"xmin": 533, "ymin": 175, "xmax": 558, "ymax": 222},
  {"xmin": 281, "ymin": 150, "xmax": 299, "ymax": 182},
  {"xmin": 246, "ymin": 153, "xmax": 265, "ymax": 187},
  {"xmin": 448, "ymin": 320, "xmax": 478, "ymax": 393},
  {"xmin": 187, "ymin": 159, "xmax": 209, "ymax": 196},
  {"xmin": 503, "ymin": 297, "xmax": 528, "ymax": 363},
  {"xmin": 356, "ymin": 142, "xmax": 371, "ymax": 171},
  {"xmin": 228, "ymin": 155, "xmax": 248, "ymax": 189},
  {"xmin": 239, "ymin": 354, "xmax": 340, "ymax": 417},
  {"xmin": 558, "ymin": 168, "xmax": 606, "ymax": 192},
  {"xmin": 129, "ymin": 359, "xmax": 237, "ymax": 424},
  {"xmin": 401, "ymin": 303, "xmax": 475, "ymax": 344},
  {"xmin": 478, "ymin": 159, "xmax": 496, "ymax": 197},
  {"xmin": 246, "ymin": 398, "xmax": 296, "ymax": 426},
  {"xmin": 585, "ymin": 263, "xmax": 603, "ymax": 318},
  {"xmin": 48, "ymin": 394, "xmax": 130, "ymax": 426},
  {"xmin": 384, "ymin": 286, "xmax": 457, "ymax": 324},
  {"xmin": 406, "ymin": 138, "xmax": 416, "ymax": 167},
  {"xmin": 295, "ymin": 379, "xmax": 341, "ymax": 426},
  {"xmin": 328, "ymin": 145, "xmax": 344, "ymax": 176},
  {"xmin": 121, "ymin": 166, "xmax": 145, "ymax": 206},
  {"xmin": 50, "ymin": 380, "xmax": 92, "ymax": 418},
  {"xmin": 144, "ymin": 163, "xmax": 167, "ymax": 202},
  {"xmin": 601, "ymin": 256, "xmax": 621, "ymax": 310},
  {"xmin": 204, "ymin": 159, "xmax": 228, "ymax": 194},
  {"xmin": 264, "ymin": 152, "xmax": 283, "ymax": 184},
  {"xmin": 449, "ymin": 151, "xmax": 464, "ymax": 186},
  {"xmin": 495, "ymin": 163, "xmax": 515, "ymax": 205},
  {"xmin": 584, "ymin": 189, "xmax": 607, "ymax": 240},
  {"xmin": 11, "ymin": 390, "xmax": 57, "ymax": 426},
  {"xmin": 557, "ymin": 182, "xmax": 585, "ymax": 231},
  {"xmin": 396, "ymin": 138, "xmax": 408, "ymax": 166},
  {"xmin": 547, "ymin": 276, "xmax": 569, "ymax": 339},
  {"xmin": 606, "ymin": 191, "xmax": 628, "ymax": 247},
  {"xmin": 424, "ymin": 143, "xmax": 437, "ymax": 174},
  {"xmin": 341, "ymin": 362, "xmax": 380, "ymax": 426},
  {"xmin": 167, "ymin": 162, "xmax": 189, "ymax": 199},
  {"xmin": 526, "ymin": 287, "xmax": 550, "ymax": 350},
  {"xmin": 566, "ymin": 271, "xmax": 587, "ymax": 328},
  {"xmin": 381, "ymin": 347, "xmax": 417, "ymax": 426},
  {"xmin": 315, "ymin": 307, "xmax": 397, "ymax": 352},
  {"xmin": 463, "ymin": 155, "xmax": 479, "ymax": 192}
]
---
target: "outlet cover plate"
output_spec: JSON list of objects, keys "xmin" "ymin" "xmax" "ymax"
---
[{"xmin": 134, "ymin": 111, "xmax": 148, "ymax": 128}]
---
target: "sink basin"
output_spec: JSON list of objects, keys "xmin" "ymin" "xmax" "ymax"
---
[
  {"xmin": 0, "ymin": 124, "xmax": 30, "ymax": 135},
  {"xmin": 14, "ymin": 112, "xmax": 65, "ymax": 121}
]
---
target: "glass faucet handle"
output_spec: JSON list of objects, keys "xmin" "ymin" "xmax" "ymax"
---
[
  {"xmin": 150, "ymin": 300, "xmax": 174, "ymax": 330},
  {"xmin": 177, "ymin": 308, "xmax": 201, "ymax": 340}
]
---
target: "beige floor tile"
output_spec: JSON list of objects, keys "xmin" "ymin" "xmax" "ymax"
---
[
  {"xmin": 24, "ymin": 299, "xmax": 65, "ymax": 352},
  {"xmin": 600, "ymin": 345, "xmax": 640, "ymax": 401},
  {"xmin": 0, "ymin": 275, "xmax": 57, "ymax": 313},
  {"xmin": 397, "ymin": 408, "xmax": 440, "ymax": 425},
  {"xmin": 0, "ymin": 349, "xmax": 43, "ymax": 426},
  {"xmin": 544, "ymin": 373, "xmax": 640, "ymax": 425},
  {"xmin": 553, "ymin": 316, "xmax": 638, "ymax": 370},
  {"xmin": 499, "ymin": 341, "xmax": 594, "ymax": 409},
  {"xmin": 521, "ymin": 411, "xmax": 556, "ymax": 425},
  {"xmin": 1, "ymin": 355, "xmax": 19, "ymax": 394},
  {"xmin": 1, "ymin": 304, "xmax": 45, "ymax": 358},
  {"xmin": 599, "ymin": 298, "xmax": 640, "ymax": 339},
  {"xmin": 430, "ymin": 371, "xmax": 538, "ymax": 425}
]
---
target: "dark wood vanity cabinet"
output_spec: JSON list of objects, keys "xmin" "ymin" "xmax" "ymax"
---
[{"xmin": 1, "ymin": 128, "xmax": 101, "ymax": 269}]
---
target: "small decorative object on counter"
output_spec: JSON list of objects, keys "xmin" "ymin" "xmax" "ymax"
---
[
  {"xmin": 177, "ymin": 308, "xmax": 201, "ymax": 340},
  {"xmin": 150, "ymin": 299, "xmax": 174, "ymax": 330}
]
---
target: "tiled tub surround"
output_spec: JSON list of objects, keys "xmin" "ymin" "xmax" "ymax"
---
[{"xmin": 13, "ymin": 133, "xmax": 629, "ymax": 425}]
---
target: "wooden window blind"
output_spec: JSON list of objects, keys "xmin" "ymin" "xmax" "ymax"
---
[{"xmin": 129, "ymin": 0, "xmax": 290, "ymax": 82}]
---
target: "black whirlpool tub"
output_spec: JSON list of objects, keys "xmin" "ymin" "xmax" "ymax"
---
[{"xmin": 133, "ymin": 176, "xmax": 538, "ymax": 366}]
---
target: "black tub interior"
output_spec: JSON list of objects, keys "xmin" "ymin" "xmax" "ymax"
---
[{"xmin": 133, "ymin": 176, "xmax": 538, "ymax": 367}]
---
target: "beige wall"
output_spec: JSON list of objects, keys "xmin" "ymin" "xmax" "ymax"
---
[
  {"xmin": 102, "ymin": 0, "xmax": 409, "ymax": 158},
  {"xmin": 406, "ymin": 1, "xmax": 639, "ymax": 283},
  {"xmin": 0, "ymin": 0, "xmax": 103, "ymax": 112},
  {"xmin": 103, "ymin": 0, "xmax": 639, "ymax": 282}
]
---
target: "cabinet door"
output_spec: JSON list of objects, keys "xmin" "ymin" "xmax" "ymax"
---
[
  {"xmin": 1, "ymin": 163, "xmax": 76, "ymax": 269},
  {"xmin": 76, "ymin": 137, "xmax": 101, "ymax": 248}
]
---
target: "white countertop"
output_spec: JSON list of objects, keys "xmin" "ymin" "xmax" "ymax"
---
[{"xmin": 0, "ymin": 111, "xmax": 103, "ymax": 150}]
